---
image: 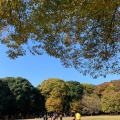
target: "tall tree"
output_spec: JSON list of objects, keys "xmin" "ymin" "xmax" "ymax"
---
[
  {"xmin": 65, "ymin": 81, "xmax": 83, "ymax": 113},
  {"xmin": 39, "ymin": 78, "xmax": 67, "ymax": 112},
  {"xmin": 1, "ymin": 0, "xmax": 120, "ymax": 78},
  {"xmin": 0, "ymin": 80, "xmax": 15, "ymax": 117},
  {"xmin": 81, "ymin": 94, "xmax": 101, "ymax": 116},
  {"xmin": 66, "ymin": 81, "xmax": 84, "ymax": 100},
  {"xmin": 1, "ymin": 77, "xmax": 44, "ymax": 115},
  {"xmin": 101, "ymin": 91, "xmax": 120, "ymax": 113}
]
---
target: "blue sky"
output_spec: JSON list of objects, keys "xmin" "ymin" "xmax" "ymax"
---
[{"xmin": 1, "ymin": 44, "xmax": 120, "ymax": 87}]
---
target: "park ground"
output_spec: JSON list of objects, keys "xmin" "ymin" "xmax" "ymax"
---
[{"xmin": 16, "ymin": 116, "xmax": 120, "ymax": 120}]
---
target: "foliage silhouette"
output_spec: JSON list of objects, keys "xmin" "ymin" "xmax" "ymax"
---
[{"xmin": 1, "ymin": 0, "xmax": 120, "ymax": 77}]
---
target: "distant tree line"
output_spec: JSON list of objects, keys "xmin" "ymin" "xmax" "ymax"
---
[{"xmin": 0, "ymin": 77, "xmax": 120, "ymax": 119}]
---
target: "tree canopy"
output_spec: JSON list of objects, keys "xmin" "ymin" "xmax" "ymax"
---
[
  {"xmin": 81, "ymin": 95, "xmax": 101, "ymax": 116},
  {"xmin": 101, "ymin": 91, "xmax": 120, "ymax": 113},
  {"xmin": 1, "ymin": 0, "xmax": 120, "ymax": 77},
  {"xmin": 66, "ymin": 81, "xmax": 83, "ymax": 101},
  {"xmin": 64, "ymin": 81, "xmax": 83, "ymax": 113},
  {"xmin": 82, "ymin": 83, "xmax": 95, "ymax": 95},
  {"xmin": 0, "ymin": 80, "xmax": 15, "ymax": 116},
  {"xmin": 39, "ymin": 78, "xmax": 67, "ymax": 112},
  {"xmin": 1, "ymin": 77, "xmax": 44, "ymax": 115}
]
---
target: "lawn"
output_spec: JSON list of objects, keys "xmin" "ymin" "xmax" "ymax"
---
[
  {"xmin": 63, "ymin": 116, "xmax": 120, "ymax": 120},
  {"xmin": 19, "ymin": 116, "xmax": 120, "ymax": 120}
]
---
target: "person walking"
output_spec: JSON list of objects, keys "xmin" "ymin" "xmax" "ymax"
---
[
  {"xmin": 75, "ymin": 112, "xmax": 81, "ymax": 120},
  {"xmin": 59, "ymin": 113, "xmax": 62, "ymax": 120}
]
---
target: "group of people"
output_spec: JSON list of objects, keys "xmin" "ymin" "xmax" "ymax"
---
[
  {"xmin": 43, "ymin": 112, "xmax": 81, "ymax": 120},
  {"xmin": 51, "ymin": 113, "xmax": 62, "ymax": 120},
  {"xmin": 43, "ymin": 113, "xmax": 63, "ymax": 120}
]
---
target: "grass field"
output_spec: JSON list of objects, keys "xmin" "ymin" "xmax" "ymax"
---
[
  {"xmin": 63, "ymin": 116, "xmax": 120, "ymax": 120},
  {"xmin": 19, "ymin": 116, "xmax": 120, "ymax": 120}
]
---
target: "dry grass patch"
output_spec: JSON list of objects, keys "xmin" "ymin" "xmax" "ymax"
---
[
  {"xmin": 63, "ymin": 116, "xmax": 120, "ymax": 120},
  {"xmin": 17, "ymin": 116, "xmax": 120, "ymax": 120}
]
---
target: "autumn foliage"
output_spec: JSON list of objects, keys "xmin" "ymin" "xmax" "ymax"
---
[
  {"xmin": 1, "ymin": 77, "xmax": 120, "ymax": 118},
  {"xmin": 1, "ymin": 0, "xmax": 120, "ymax": 78}
]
